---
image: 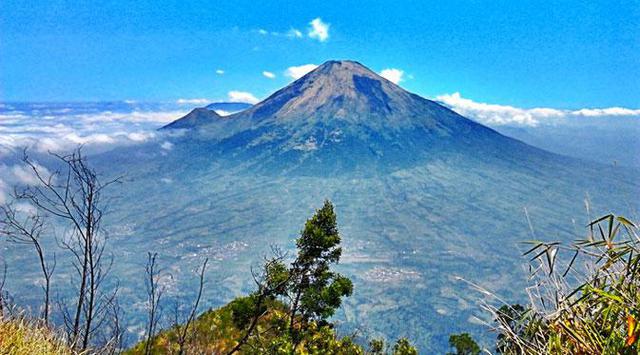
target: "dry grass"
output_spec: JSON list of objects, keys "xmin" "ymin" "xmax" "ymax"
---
[{"xmin": 0, "ymin": 317, "xmax": 73, "ymax": 355}]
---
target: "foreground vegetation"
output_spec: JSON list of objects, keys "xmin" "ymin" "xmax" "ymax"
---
[
  {"xmin": 0, "ymin": 317, "xmax": 72, "ymax": 355},
  {"xmin": 484, "ymin": 213, "xmax": 640, "ymax": 354}
]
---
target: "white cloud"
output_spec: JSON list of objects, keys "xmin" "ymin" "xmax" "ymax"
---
[
  {"xmin": 435, "ymin": 92, "xmax": 640, "ymax": 127},
  {"xmin": 160, "ymin": 141, "xmax": 174, "ymax": 151},
  {"xmin": 228, "ymin": 91, "xmax": 260, "ymax": 104},
  {"xmin": 287, "ymin": 29, "xmax": 303, "ymax": 38},
  {"xmin": 0, "ymin": 105, "xmax": 188, "ymax": 156},
  {"xmin": 379, "ymin": 68, "xmax": 404, "ymax": 84},
  {"xmin": 436, "ymin": 92, "xmax": 561, "ymax": 126},
  {"xmin": 285, "ymin": 64, "xmax": 318, "ymax": 80},
  {"xmin": 11, "ymin": 164, "xmax": 43, "ymax": 185},
  {"xmin": 176, "ymin": 98, "xmax": 210, "ymax": 105},
  {"xmin": 308, "ymin": 18, "xmax": 329, "ymax": 42},
  {"xmin": 258, "ymin": 29, "xmax": 268, "ymax": 35},
  {"xmin": 127, "ymin": 131, "xmax": 156, "ymax": 142},
  {"xmin": 572, "ymin": 107, "xmax": 640, "ymax": 117},
  {"xmin": 262, "ymin": 71, "xmax": 276, "ymax": 79},
  {"xmin": 216, "ymin": 69, "xmax": 225, "ymax": 75}
]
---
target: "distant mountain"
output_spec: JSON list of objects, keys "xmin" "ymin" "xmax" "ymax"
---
[
  {"xmin": 163, "ymin": 102, "xmax": 252, "ymax": 130},
  {"xmin": 162, "ymin": 107, "xmax": 221, "ymax": 129},
  {"xmin": 205, "ymin": 102, "xmax": 252, "ymax": 113}
]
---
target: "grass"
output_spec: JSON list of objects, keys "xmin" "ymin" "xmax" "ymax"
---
[
  {"xmin": 0, "ymin": 317, "xmax": 72, "ymax": 355},
  {"xmin": 481, "ymin": 214, "xmax": 640, "ymax": 354}
]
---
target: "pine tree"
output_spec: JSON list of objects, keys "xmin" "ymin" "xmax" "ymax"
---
[{"xmin": 286, "ymin": 200, "xmax": 354, "ymax": 346}]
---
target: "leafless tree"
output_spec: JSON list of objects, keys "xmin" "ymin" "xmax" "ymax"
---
[
  {"xmin": 227, "ymin": 249, "xmax": 290, "ymax": 355},
  {"xmin": 144, "ymin": 252, "xmax": 165, "ymax": 355},
  {"xmin": 0, "ymin": 204, "xmax": 56, "ymax": 323},
  {"xmin": 97, "ymin": 291, "xmax": 126, "ymax": 355},
  {"xmin": 0, "ymin": 261, "xmax": 6, "ymax": 318},
  {"xmin": 175, "ymin": 258, "xmax": 208, "ymax": 355},
  {"xmin": 14, "ymin": 148, "xmax": 119, "ymax": 350}
]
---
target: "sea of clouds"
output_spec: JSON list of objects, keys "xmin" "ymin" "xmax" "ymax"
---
[
  {"xmin": 0, "ymin": 101, "xmax": 195, "ymax": 203},
  {"xmin": 0, "ymin": 102, "xmax": 191, "ymax": 157}
]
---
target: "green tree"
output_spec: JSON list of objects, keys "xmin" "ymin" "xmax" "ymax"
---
[
  {"xmin": 368, "ymin": 338, "xmax": 385, "ymax": 354},
  {"xmin": 448, "ymin": 333, "xmax": 480, "ymax": 355},
  {"xmin": 392, "ymin": 338, "xmax": 418, "ymax": 355},
  {"xmin": 286, "ymin": 200, "xmax": 353, "ymax": 346}
]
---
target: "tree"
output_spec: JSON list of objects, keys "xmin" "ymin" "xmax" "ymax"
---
[
  {"xmin": 0, "ymin": 261, "xmax": 6, "ymax": 318},
  {"xmin": 368, "ymin": 338, "xmax": 386, "ymax": 354},
  {"xmin": 226, "ymin": 251, "xmax": 290, "ymax": 355},
  {"xmin": 392, "ymin": 337, "xmax": 418, "ymax": 355},
  {"xmin": 0, "ymin": 205, "xmax": 55, "ymax": 323},
  {"xmin": 12, "ymin": 148, "xmax": 119, "ymax": 350},
  {"xmin": 144, "ymin": 252, "xmax": 164, "ymax": 355},
  {"xmin": 448, "ymin": 333, "xmax": 480, "ymax": 355},
  {"xmin": 226, "ymin": 200, "xmax": 353, "ymax": 354},
  {"xmin": 286, "ymin": 200, "xmax": 353, "ymax": 347},
  {"xmin": 173, "ymin": 258, "xmax": 208, "ymax": 355}
]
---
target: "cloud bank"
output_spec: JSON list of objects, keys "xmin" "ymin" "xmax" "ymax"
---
[
  {"xmin": 435, "ymin": 92, "xmax": 640, "ymax": 127},
  {"xmin": 0, "ymin": 103, "xmax": 188, "ymax": 158}
]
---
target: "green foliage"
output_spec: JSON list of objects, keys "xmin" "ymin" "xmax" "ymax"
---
[
  {"xmin": 229, "ymin": 295, "xmax": 264, "ymax": 329},
  {"xmin": 369, "ymin": 338, "xmax": 386, "ymax": 354},
  {"xmin": 392, "ymin": 337, "xmax": 418, "ymax": 355},
  {"xmin": 447, "ymin": 333, "xmax": 480, "ymax": 355},
  {"xmin": 290, "ymin": 200, "xmax": 354, "ymax": 325}
]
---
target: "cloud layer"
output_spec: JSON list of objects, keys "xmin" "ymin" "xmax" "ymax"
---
[
  {"xmin": 0, "ymin": 103, "xmax": 188, "ymax": 158},
  {"xmin": 436, "ymin": 92, "xmax": 640, "ymax": 126}
]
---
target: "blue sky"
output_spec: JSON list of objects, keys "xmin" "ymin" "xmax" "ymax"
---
[{"xmin": 1, "ymin": 0, "xmax": 638, "ymax": 108}]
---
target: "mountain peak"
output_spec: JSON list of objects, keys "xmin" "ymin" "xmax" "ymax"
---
[
  {"xmin": 313, "ymin": 60, "xmax": 375, "ymax": 76},
  {"xmin": 163, "ymin": 107, "xmax": 221, "ymax": 129}
]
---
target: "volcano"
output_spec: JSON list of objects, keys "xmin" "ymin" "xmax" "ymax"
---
[
  {"xmin": 163, "ymin": 60, "xmax": 539, "ymax": 174},
  {"xmin": 9, "ymin": 60, "xmax": 637, "ymax": 352}
]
